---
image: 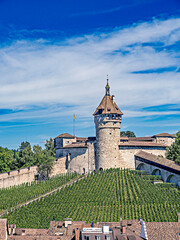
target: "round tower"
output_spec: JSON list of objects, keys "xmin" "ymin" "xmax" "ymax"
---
[{"xmin": 93, "ymin": 78, "xmax": 123, "ymax": 170}]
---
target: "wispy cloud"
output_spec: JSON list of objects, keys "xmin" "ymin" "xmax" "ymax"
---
[{"xmin": 0, "ymin": 17, "xmax": 180, "ymax": 127}]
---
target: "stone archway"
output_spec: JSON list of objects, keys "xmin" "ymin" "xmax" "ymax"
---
[
  {"xmin": 167, "ymin": 174, "xmax": 178, "ymax": 184},
  {"xmin": 136, "ymin": 163, "xmax": 146, "ymax": 171},
  {"xmin": 152, "ymin": 169, "xmax": 161, "ymax": 177}
]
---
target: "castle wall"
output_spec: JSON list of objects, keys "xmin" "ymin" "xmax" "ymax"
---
[
  {"xmin": 0, "ymin": 166, "xmax": 38, "ymax": 189},
  {"xmin": 135, "ymin": 158, "xmax": 180, "ymax": 186},
  {"xmin": 51, "ymin": 156, "xmax": 67, "ymax": 176},
  {"xmin": 119, "ymin": 147, "xmax": 166, "ymax": 169},
  {"xmin": 61, "ymin": 142, "xmax": 96, "ymax": 174},
  {"xmin": 0, "ymin": 158, "xmax": 68, "ymax": 189},
  {"xmin": 154, "ymin": 137, "xmax": 175, "ymax": 146}
]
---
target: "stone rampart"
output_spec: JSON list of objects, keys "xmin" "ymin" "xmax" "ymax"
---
[
  {"xmin": 0, "ymin": 166, "xmax": 38, "ymax": 189},
  {"xmin": 0, "ymin": 158, "xmax": 68, "ymax": 189},
  {"xmin": 119, "ymin": 147, "xmax": 166, "ymax": 169}
]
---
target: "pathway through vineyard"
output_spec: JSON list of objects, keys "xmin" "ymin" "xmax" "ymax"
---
[{"xmin": 0, "ymin": 174, "xmax": 86, "ymax": 218}]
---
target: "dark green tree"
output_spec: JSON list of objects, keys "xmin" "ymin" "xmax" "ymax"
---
[
  {"xmin": 166, "ymin": 131, "xmax": 180, "ymax": 164},
  {"xmin": 0, "ymin": 147, "xmax": 14, "ymax": 172},
  {"xmin": 38, "ymin": 138, "xmax": 55, "ymax": 179},
  {"xmin": 21, "ymin": 145, "xmax": 35, "ymax": 167},
  {"xmin": 121, "ymin": 131, "xmax": 136, "ymax": 137},
  {"xmin": 19, "ymin": 141, "xmax": 31, "ymax": 157}
]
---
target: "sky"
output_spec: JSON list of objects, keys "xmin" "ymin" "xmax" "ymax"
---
[{"xmin": 0, "ymin": 0, "xmax": 180, "ymax": 149}]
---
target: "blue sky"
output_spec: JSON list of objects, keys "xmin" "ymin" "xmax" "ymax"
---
[{"xmin": 0, "ymin": 0, "xmax": 180, "ymax": 149}]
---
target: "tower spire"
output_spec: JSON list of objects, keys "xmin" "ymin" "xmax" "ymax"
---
[{"xmin": 105, "ymin": 74, "xmax": 110, "ymax": 96}]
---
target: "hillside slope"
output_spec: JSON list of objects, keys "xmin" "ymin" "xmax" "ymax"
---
[
  {"xmin": 0, "ymin": 173, "xmax": 79, "ymax": 214},
  {"xmin": 4, "ymin": 169, "xmax": 180, "ymax": 228}
]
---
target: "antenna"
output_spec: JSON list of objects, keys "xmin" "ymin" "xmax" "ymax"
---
[{"xmin": 73, "ymin": 114, "xmax": 75, "ymax": 136}]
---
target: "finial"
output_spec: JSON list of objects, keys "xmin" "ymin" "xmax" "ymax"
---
[{"xmin": 105, "ymin": 75, "xmax": 110, "ymax": 96}]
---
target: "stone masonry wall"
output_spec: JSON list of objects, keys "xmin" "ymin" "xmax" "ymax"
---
[
  {"xmin": 95, "ymin": 119, "xmax": 121, "ymax": 170},
  {"xmin": 0, "ymin": 219, "xmax": 7, "ymax": 240},
  {"xmin": 0, "ymin": 166, "xmax": 38, "ymax": 189},
  {"xmin": 50, "ymin": 156, "xmax": 67, "ymax": 176},
  {"xmin": 154, "ymin": 136, "xmax": 175, "ymax": 146},
  {"xmin": 0, "ymin": 159, "xmax": 68, "ymax": 189},
  {"xmin": 61, "ymin": 143, "xmax": 95, "ymax": 174},
  {"xmin": 135, "ymin": 158, "xmax": 180, "ymax": 186},
  {"xmin": 119, "ymin": 147, "xmax": 166, "ymax": 169}
]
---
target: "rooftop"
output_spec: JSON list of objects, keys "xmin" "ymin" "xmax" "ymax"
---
[
  {"xmin": 135, "ymin": 150, "xmax": 180, "ymax": 172},
  {"xmin": 55, "ymin": 133, "xmax": 75, "ymax": 139},
  {"xmin": 93, "ymin": 80, "xmax": 123, "ymax": 116},
  {"xmin": 63, "ymin": 142, "xmax": 88, "ymax": 148},
  {"xmin": 152, "ymin": 133, "xmax": 176, "ymax": 138},
  {"xmin": 119, "ymin": 141, "xmax": 167, "ymax": 147}
]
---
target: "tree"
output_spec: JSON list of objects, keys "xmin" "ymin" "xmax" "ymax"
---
[
  {"xmin": 19, "ymin": 141, "xmax": 31, "ymax": 157},
  {"xmin": 121, "ymin": 131, "xmax": 136, "ymax": 138},
  {"xmin": 166, "ymin": 131, "xmax": 180, "ymax": 164},
  {"xmin": 38, "ymin": 138, "xmax": 55, "ymax": 179},
  {"xmin": 33, "ymin": 145, "xmax": 44, "ymax": 164},
  {"xmin": 20, "ymin": 145, "xmax": 35, "ymax": 167},
  {"xmin": 0, "ymin": 147, "xmax": 14, "ymax": 172}
]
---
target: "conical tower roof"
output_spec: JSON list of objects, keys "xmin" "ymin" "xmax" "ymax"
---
[{"xmin": 93, "ymin": 78, "xmax": 123, "ymax": 116}]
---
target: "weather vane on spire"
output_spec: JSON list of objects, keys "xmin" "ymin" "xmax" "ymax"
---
[{"xmin": 105, "ymin": 74, "xmax": 110, "ymax": 96}]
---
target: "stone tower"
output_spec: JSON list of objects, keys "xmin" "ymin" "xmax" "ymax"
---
[{"xmin": 93, "ymin": 78, "xmax": 123, "ymax": 170}]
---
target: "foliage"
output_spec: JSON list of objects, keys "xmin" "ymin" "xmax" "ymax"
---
[
  {"xmin": 38, "ymin": 138, "xmax": 56, "ymax": 178},
  {"xmin": 166, "ymin": 131, "xmax": 180, "ymax": 164},
  {"xmin": 4, "ymin": 169, "xmax": 180, "ymax": 228},
  {"xmin": 19, "ymin": 141, "xmax": 31, "ymax": 157},
  {"xmin": 0, "ymin": 138, "xmax": 56, "ymax": 174},
  {"xmin": 121, "ymin": 131, "xmax": 136, "ymax": 137},
  {"xmin": 0, "ymin": 147, "xmax": 14, "ymax": 172},
  {"xmin": 0, "ymin": 173, "xmax": 79, "ymax": 214}
]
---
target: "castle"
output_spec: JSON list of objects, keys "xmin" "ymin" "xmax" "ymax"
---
[{"xmin": 54, "ymin": 79, "xmax": 175, "ymax": 174}]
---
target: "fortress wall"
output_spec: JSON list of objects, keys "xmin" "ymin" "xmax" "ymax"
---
[
  {"xmin": 87, "ymin": 141, "xmax": 96, "ymax": 172},
  {"xmin": 0, "ymin": 158, "xmax": 69, "ymax": 189},
  {"xmin": 62, "ymin": 147, "xmax": 89, "ymax": 174},
  {"xmin": 51, "ymin": 156, "xmax": 67, "ymax": 176},
  {"xmin": 0, "ymin": 166, "xmax": 38, "ymax": 189},
  {"xmin": 119, "ymin": 147, "xmax": 166, "ymax": 169},
  {"xmin": 154, "ymin": 137, "xmax": 175, "ymax": 146}
]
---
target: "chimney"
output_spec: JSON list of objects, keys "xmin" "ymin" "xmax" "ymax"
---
[
  {"xmin": 140, "ymin": 220, "xmax": 148, "ymax": 240},
  {"xmin": 75, "ymin": 228, "xmax": 80, "ymax": 240},
  {"xmin": 177, "ymin": 212, "xmax": 180, "ymax": 222},
  {"xmin": 122, "ymin": 225, "xmax": 126, "ymax": 234}
]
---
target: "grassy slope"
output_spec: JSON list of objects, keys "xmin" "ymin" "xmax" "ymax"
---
[{"xmin": 4, "ymin": 169, "xmax": 180, "ymax": 229}]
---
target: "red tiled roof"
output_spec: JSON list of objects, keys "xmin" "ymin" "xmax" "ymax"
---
[
  {"xmin": 146, "ymin": 222, "xmax": 180, "ymax": 240},
  {"xmin": 129, "ymin": 137, "xmax": 153, "ymax": 141},
  {"xmin": 93, "ymin": 95, "xmax": 123, "ymax": 116},
  {"xmin": 63, "ymin": 143, "xmax": 87, "ymax": 149},
  {"xmin": 135, "ymin": 151, "xmax": 180, "ymax": 171},
  {"xmin": 153, "ymin": 133, "xmax": 176, "ymax": 138},
  {"xmin": 55, "ymin": 133, "xmax": 75, "ymax": 139},
  {"xmin": 135, "ymin": 150, "xmax": 180, "ymax": 171},
  {"xmin": 119, "ymin": 141, "xmax": 166, "ymax": 147}
]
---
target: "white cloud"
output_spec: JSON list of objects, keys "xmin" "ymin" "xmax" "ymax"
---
[{"xmin": 0, "ymin": 17, "xmax": 180, "ymax": 123}]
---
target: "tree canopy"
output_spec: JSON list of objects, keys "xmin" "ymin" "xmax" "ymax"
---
[
  {"xmin": 166, "ymin": 131, "xmax": 180, "ymax": 164},
  {"xmin": 121, "ymin": 131, "xmax": 136, "ymax": 137},
  {"xmin": 0, "ymin": 138, "xmax": 56, "ymax": 176}
]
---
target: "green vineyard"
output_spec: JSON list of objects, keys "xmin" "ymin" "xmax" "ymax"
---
[
  {"xmin": 3, "ymin": 169, "xmax": 180, "ymax": 229},
  {"xmin": 0, "ymin": 173, "xmax": 79, "ymax": 214}
]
